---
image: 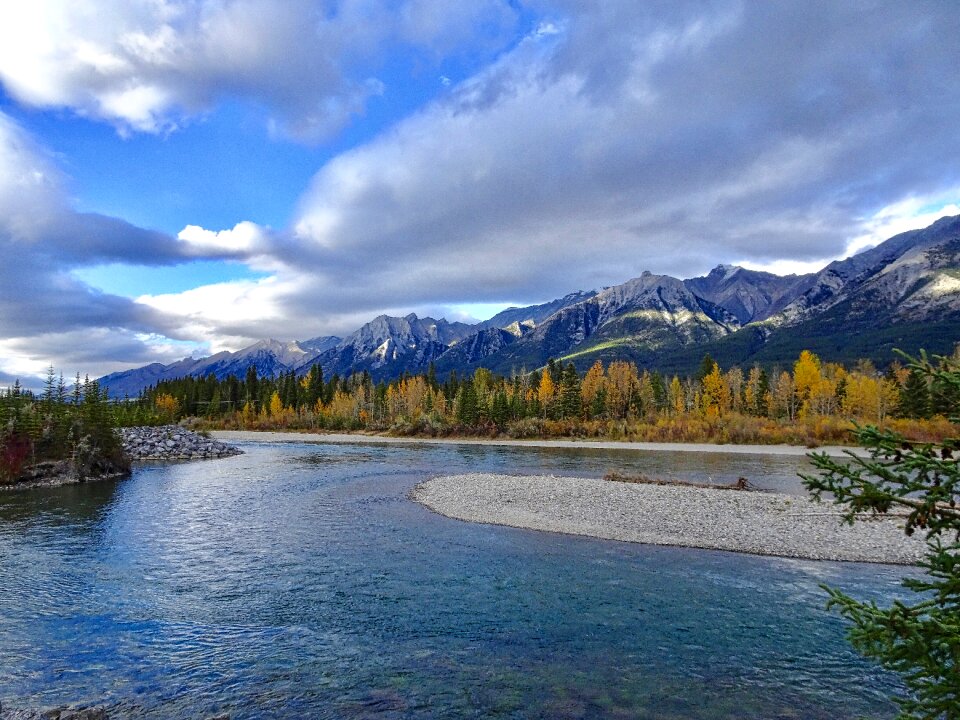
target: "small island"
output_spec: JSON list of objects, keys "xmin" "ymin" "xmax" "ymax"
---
[{"xmin": 412, "ymin": 472, "xmax": 926, "ymax": 565}]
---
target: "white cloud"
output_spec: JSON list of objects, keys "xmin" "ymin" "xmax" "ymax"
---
[
  {"xmin": 176, "ymin": 221, "xmax": 277, "ymax": 270},
  {"xmin": 0, "ymin": 0, "xmax": 521, "ymax": 142},
  {"xmin": 3, "ymin": 2, "xmax": 960, "ymax": 380},
  {"xmin": 0, "ymin": 111, "xmax": 246, "ymax": 377},
  {"xmin": 847, "ymin": 195, "xmax": 960, "ymax": 256},
  {"xmin": 125, "ymin": 2, "xmax": 960, "ymax": 347},
  {"xmin": 278, "ymin": 1, "xmax": 960, "ymax": 313},
  {"xmin": 137, "ymin": 276, "xmax": 288, "ymax": 351}
]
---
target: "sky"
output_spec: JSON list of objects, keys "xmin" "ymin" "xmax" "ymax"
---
[{"xmin": 1, "ymin": 0, "xmax": 959, "ymax": 386}]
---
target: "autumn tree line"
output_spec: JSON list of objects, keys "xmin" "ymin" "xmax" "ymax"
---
[
  {"xmin": 137, "ymin": 350, "xmax": 959, "ymax": 445},
  {"xmin": 4, "ymin": 348, "xmax": 954, "ymax": 480}
]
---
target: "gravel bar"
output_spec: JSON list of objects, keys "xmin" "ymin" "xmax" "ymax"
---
[{"xmin": 412, "ymin": 473, "xmax": 926, "ymax": 565}]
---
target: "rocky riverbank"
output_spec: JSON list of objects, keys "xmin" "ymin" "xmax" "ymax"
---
[
  {"xmin": 1, "ymin": 427, "xmax": 242, "ymax": 491},
  {"xmin": 413, "ymin": 473, "xmax": 927, "ymax": 564},
  {"xmin": 0, "ymin": 702, "xmax": 107, "ymax": 719},
  {"xmin": 120, "ymin": 426, "xmax": 243, "ymax": 461},
  {"xmin": 0, "ymin": 704, "xmax": 228, "ymax": 720}
]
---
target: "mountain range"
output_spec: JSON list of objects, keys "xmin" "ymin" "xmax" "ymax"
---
[{"xmin": 100, "ymin": 215, "xmax": 960, "ymax": 397}]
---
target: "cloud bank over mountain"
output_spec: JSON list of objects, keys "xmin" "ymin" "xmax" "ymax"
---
[{"xmin": 1, "ymin": 1, "xmax": 959, "ymax": 382}]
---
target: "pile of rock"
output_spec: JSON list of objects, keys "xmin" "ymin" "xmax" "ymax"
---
[{"xmin": 120, "ymin": 426, "xmax": 243, "ymax": 461}]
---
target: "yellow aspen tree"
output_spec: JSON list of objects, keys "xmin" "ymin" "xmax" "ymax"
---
[
  {"xmin": 154, "ymin": 393, "xmax": 179, "ymax": 421},
  {"xmin": 430, "ymin": 388, "xmax": 447, "ymax": 417},
  {"xmin": 581, "ymin": 360, "xmax": 606, "ymax": 409},
  {"xmin": 793, "ymin": 350, "xmax": 823, "ymax": 416},
  {"xmin": 724, "ymin": 367, "xmax": 744, "ymax": 414},
  {"xmin": 807, "ymin": 376, "xmax": 837, "ymax": 416},
  {"xmin": 401, "ymin": 376, "xmax": 429, "ymax": 418},
  {"xmin": 606, "ymin": 360, "xmax": 638, "ymax": 419},
  {"xmin": 538, "ymin": 371, "xmax": 555, "ymax": 412},
  {"xmin": 701, "ymin": 363, "xmax": 731, "ymax": 417},
  {"xmin": 769, "ymin": 371, "xmax": 796, "ymax": 420},
  {"xmin": 268, "ymin": 392, "xmax": 284, "ymax": 418},
  {"xmin": 668, "ymin": 376, "xmax": 685, "ymax": 416},
  {"xmin": 842, "ymin": 373, "xmax": 878, "ymax": 420},
  {"xmin": 329, "ymin": 390, "xmax": 358, "ymax": 424},
  {"xmin": 878, "ymin": 377, "xmax": 900, "ymax": 421},
  {"xmin": 385, "ymin": 383, "xmax": 399, "ymax": 419}
]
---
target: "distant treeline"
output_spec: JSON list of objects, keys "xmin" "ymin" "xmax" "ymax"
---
[{"xmin": 132, "ymin": 350, "xmax": 959, "ymax": 445}]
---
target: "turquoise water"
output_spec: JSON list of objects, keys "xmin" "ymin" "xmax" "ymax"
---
[{"xmin": 0, "ymin": 441, "xmax": 911, "ymax": 718}]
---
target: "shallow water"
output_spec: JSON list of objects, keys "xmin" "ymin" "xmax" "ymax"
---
[{"xmin": 0, "ymin": 441, "xmax": 912, "ymax": 718}]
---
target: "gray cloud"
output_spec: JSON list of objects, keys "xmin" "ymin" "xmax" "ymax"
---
[
  {"xmin": 4, "ymin": 1, "xmax": 960, "ymax": 369},
  {"xmin": 261, "ymin": 0, "xmax": 960, "ymax": 330},
  {"xmin": 0, "ymin": 112, "xmax": 234, "ymax": 377}
]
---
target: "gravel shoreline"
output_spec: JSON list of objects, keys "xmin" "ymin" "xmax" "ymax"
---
[{"xmin": 412, "ymin": 473, "xmax": 926, "ymax": 565}]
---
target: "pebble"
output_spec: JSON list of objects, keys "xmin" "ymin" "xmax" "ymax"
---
[
  {"xmin": 412, "ymin": 473, "xmax": 928, "ymax": 565},
  {"xmin": 119, "ymin": 426, "xmax": 243, "ymax": 461}
]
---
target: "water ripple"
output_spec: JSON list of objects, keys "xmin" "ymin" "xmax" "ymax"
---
[{"xmin": 0, "ymin": 441, "xmax": 912, "ymax": 718}]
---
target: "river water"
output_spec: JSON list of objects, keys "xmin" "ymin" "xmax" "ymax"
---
[{"xmin": 0, "ymin": 440, "xmax": 912, "ymax": 718}]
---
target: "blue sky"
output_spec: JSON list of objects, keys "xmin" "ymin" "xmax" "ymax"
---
[{"xmin": 0, "ymin": 1, "xmax": 958, "ymax": 383}]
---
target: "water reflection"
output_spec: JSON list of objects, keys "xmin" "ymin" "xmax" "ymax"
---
[{"xmin": 0, "ymin": 440, "xmax": 907, "ymax": 719}]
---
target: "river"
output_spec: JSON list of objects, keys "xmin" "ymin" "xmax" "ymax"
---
[{"xmin": 0, "ymin": 439, "xmax": 911, "ymax": 718}]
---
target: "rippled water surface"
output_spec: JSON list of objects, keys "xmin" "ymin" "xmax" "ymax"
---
[{"xmin": 0, "ymin": 440, "xmax": 912, "ymax": 718}]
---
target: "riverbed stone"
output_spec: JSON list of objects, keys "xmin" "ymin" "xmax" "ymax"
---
[{"xmin": 119, "ymin": 426, "xmax": 243, "ymax": 462}]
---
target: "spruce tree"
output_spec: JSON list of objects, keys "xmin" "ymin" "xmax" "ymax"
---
[
  {"xmin": 900, "ymin": 369, "xmax": 931, "ymax": 419},
  {"xmin": 559, "ymin": 363, "xmax": 582, "ymax": 419},
  {"xmin": 803, "ymin": 351, "xmax": 960, "ymax": 719},
  {"xmin": 696, "ymin": 353, "xmax": 717, "ymax": 382}
]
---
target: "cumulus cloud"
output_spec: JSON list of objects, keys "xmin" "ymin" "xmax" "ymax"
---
[
  {"xmin": 121, "ymin": 1, "xmax": 960, "ymax": 346},
  {"xmin": 0, "ymin": 111, "xmax": 267, "ymax": 377},
  {"xmin": 243, "ymin": 0, "xmax": 958, "ymax": 323},
  {"xmin": 0, "ymin": 0, "xmax": 520, "ymax": 142},
  {"xmin": 3, "ymin": 1, "xmax": 960, "ymax": 377}
]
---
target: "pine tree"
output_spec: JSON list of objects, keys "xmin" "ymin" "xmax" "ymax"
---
[
  {"xmin": 490, "ymin": 389, "xmax": 509, "ymax": 428},
  {"xmin": 455, "ymin": 382, "xmax": 478, "ymax": 426},
  {"xmin": 899, "ymin": 368, "xmax": 931, "ymax": 419},
  {"xmin": 803, "ymin": 351, "xmax": 960, "ymax": 719},
  {"xmin": 558, "ymin": 363, "xmax": 582, "ymax": 419},
  {"xmin": 245, "ymin": 366, "xmax": 259, "ymax": 405},
  {"xmin": 696, "ymin": 353, "xmax": 717, "ymax": 382},
  {"xmin": 306, "ymin": 365, "xmax": 324, "ymax": 408}
]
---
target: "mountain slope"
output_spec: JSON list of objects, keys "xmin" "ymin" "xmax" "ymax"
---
[
  {"xmin": 654, "ymin": 215, "xmax": 960, "ymax": 373},
  {"xmin": 308, "ymin": 314, "xmax": 476, "ymax": 381},
  {"xmin": 99, "ymin": 214, "xmax": 960, "ymax": 395},
  {"xmin": 472, "ymin": 272, "xmax": 741, "ymax": 375},
  {"xmin": 684, "ymin": 265, "xmax": 807, "ymax": 323},
  {"xmin": 100, "ymin": 344, "xmax": 292, "ymax": 398},
  {"xmin": 478, "ymin": 290, "xmax": 598, "ymax": 330}
]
